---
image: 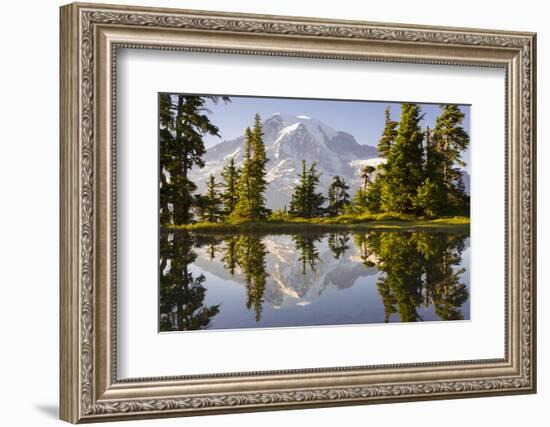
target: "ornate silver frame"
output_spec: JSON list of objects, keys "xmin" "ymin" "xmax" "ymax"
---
[{"xmin": 60, "ymin": 2, "xmax": 536, "ymax": 423}]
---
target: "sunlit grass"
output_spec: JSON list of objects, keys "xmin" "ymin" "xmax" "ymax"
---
[{"xmin": 164, "ymin": 214, "xmax": 470, "ymax": 233}]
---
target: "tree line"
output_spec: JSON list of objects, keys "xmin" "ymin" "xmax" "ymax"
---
[
  {"xmin": 196, "ymin": 113, "xmax": 270, "ymax": 223},
  {"xmin": 289, "ymin": 103, "xmax": 470, "ymax": 218},
  {"xmin": 159, "ymin": 94, "xmax": 271, "ymax": 225},
  {"xmin": 288, "ymin": 103, "xmax": 470, "ymax": 218},
  {"xmin": 160, "ymin": 95, "xmax": 470, "ymax": 226},
  {"xmin": 354, "ymin": 104, "xmax": 470, "ymax": 217}
]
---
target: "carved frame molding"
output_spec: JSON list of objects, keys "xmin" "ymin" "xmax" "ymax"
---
[{"xmin": 60, "ymin": 2, "xmax": 536, "ymax": 423}]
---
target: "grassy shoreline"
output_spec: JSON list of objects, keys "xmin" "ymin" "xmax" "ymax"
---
[{"xmin": 163, "ymin": 215, "xmax": 470, "ymax": 234}]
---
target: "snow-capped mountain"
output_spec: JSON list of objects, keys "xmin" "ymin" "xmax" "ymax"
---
[
  {"xmin": 193, "ymin": 235, "xmax": 380, "ymax": 309},
  {"xmin": 189, "ymin": 112, "xmax": 471, "ymax": 208},
  {"xmin": 189, "ymin": 113, "xmax": 379, "ymax": 209}
]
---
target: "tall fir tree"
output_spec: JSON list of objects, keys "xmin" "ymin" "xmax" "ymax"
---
[
  {"xmin": 305, "ymin": 162, "xmax": 325, "ymax": 217},
  {"xmin": 327, "ymin": 175, "xmax": 350, "ymax": 216},
  {"xmin": 289, "ymin": 160, "xmax": 308, "ymax": 217},
  {"xmin": 377, "ymin": 106, "xmax": 398, "ymax": 157},
  {"xmin": 249, "ymin": 114, "xmax": 269, "ymax": 219},
  {"xmin": 220, "ymin": 157, "xmax": 240, "ymax": 217},
  {"xmin": 417, "ymin": 124, "xmax": 451, "ymax": 216},
  {"xmin": 159, "ymin": 94, "xmax": 229, "ymax": 225},
  {"xmin": 196, "ymin": 174, "xmax": 222, "ymax": 223},
  {"xmin": 431, "ymin": 104, "xmax": 470, "ymax": 210},
  {"xmin": 289, "ymin": 160, "xmax": 325, "ymax": 218},
  {"xmin": 380, "ymin": 103, "xmax": 425, "ymax": 214},
  {"xmin": 231, "ymin": 115, "xmax": 269, "ymax": 222},
  {"xmin": 230, "ymin": 127, "xmax": 254, "ymax": 221}
]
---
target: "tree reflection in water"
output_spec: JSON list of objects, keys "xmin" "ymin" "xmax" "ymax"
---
[
  {"xmin": 159, "ymin": 229, "xmax": 469, "ymax": 330},
  {"xmin": 327, "ymin": 232, "xmax": 350, "ymax": 259},
  {"xmin": 292, "ymin": 233, "xmax": 323, "ymax": 274},
  {"xmin": 159, "ymin": 231, "xmax": 220, "ymax": 331},
  {"xmin": 235, "ymin": 235, "xmax": 268, "ymax": 322},
  {"xmin": 357, "ymin": 231, "xmax": 469, "ymax": 322}
]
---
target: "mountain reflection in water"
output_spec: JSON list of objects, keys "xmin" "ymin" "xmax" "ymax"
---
[{"xmin": 159, "ymin": 230, "xmax": 470, "ymax": 331}]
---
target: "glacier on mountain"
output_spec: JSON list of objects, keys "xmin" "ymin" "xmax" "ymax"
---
[
  {"xmin": 190, "ymin": 113, "xmax": 379, "ymax": 209},
  {"xmin": 189, "ymin": 112, "xmax": 469, "ymax": 209}
]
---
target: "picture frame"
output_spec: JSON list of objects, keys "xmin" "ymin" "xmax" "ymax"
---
[{"xmin": 59, "ymin": 2, "xmax": 536, "ymax": 423}]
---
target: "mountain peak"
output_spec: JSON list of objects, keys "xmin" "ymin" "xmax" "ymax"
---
[
  {"xmin": 191, "ymin": 113, "xmax": 379, "ymax": 209},
  {"xmin": 267, "ymin": 112, "xmax": 337, "ymax": 142}
]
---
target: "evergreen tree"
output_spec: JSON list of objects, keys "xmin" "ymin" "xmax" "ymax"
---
[
  {"xmin": 159, "ymin": 94, "xmax": 229, "ymax": 225},
  {"xmin": 415, "ymin": 126, "xmax": 445, "ymax": 215},
  {"xmin": 289, "ymin": 160, "xmax": 308, "ymax": 217},
  {"xmin": 355, "ymin": 164, "xmax": 382, "ymax": 213},
  {"xmin": 230, "ymin": 128, "xmax": 254, "ymax": 221},
  {"xmin": 364, "ymin": 176, "xmax": 383, "ymax": 213},
  {"xmin": 360, "ymin": 165, "xmax": 376, "ymax": 191},
  {"xmin": 306, "ymin": 162, "xmax": 326, "ymax": 217},
  {"xmin": 431, "ymin": 104, "xmax": 470, "ymax": 210},
  {"xmin": 196, "ymin": 174, "xmax": 222, "ymax": 222},
  {"xmin": 380, "ymin": 103, "xmax": 425, "ymax": 214},
  {"xmin": 220, "ymin": 157, "xmax": 240, "ymax": 217},
  {"xmin": 414, "ymin": 177, "xmax": 442, "ymax": 217},
  {"xmin": 231, "ymin": 115, "xmax": 269, "ymax": 222},
  {"xmin": 353, "ymin": 189, "xmax": 368, "ymax": 213},
  {"xmin": 159, "ymin": 95, "xmax": 176, "ymax": 225},
  {"xmin": 423, "ymin": 126, "xmax": 433, "ymax": 171},
  {"xmin": 249, "ymin": 114, "xmax": 269, "ymax": 219},
  {"xmin": 377, "ymin": 106, "xmax": 398, "ymax": 157},
  {"xmin": 327, "ymin": 175, "xmax": 350, "ymax": 216},
  {"xmin": 289, "ymin": 160, "xmax": 325, "ymax": 218}
]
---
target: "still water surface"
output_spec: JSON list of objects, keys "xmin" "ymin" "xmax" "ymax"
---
[{"xmin": 159, "ymin": 229, "xmax": 470, "ymax": 331}]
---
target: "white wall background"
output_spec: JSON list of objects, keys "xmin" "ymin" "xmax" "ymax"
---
[{"xmin": 0, "ymin": 0, "xmax": 546, "ymax": 425}]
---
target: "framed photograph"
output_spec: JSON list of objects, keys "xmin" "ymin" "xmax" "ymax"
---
[{"xmin": 60, "ymin": 2, "xmax": 537, "ymax": 423}]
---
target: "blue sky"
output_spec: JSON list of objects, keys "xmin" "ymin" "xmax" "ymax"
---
[{"xmin": 193, "ymin": 95, "xmax": 471, "ymax": 171}]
